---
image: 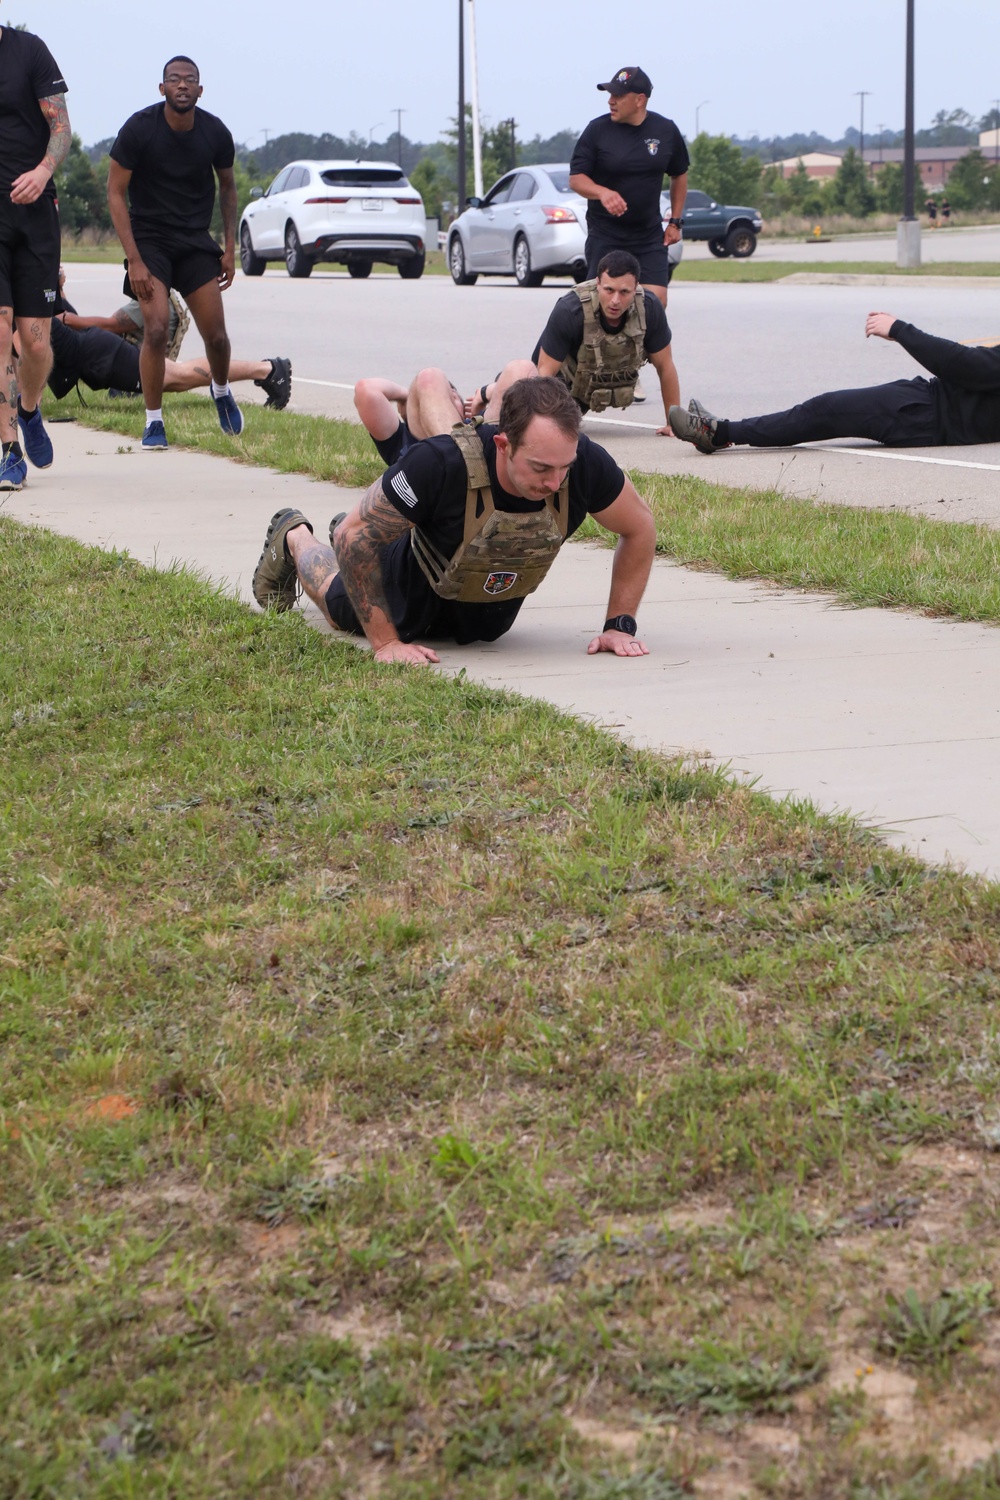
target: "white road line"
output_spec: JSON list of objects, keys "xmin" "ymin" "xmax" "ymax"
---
[
  {"xmin": 295, "ymin": 378, "xmax": 357, "ymax": 390},
  {"xmin": 810, "ymin": 446, "xmax": 1000, "ymax": 473}
]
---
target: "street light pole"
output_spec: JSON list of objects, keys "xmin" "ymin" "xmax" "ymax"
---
[
  {"xmin": 457, "ymin": 0, "xmax": 466, "ymax": 213},
  {"xmin": 897, "ymin": 0, "xmax": 920, "ymax": 267},
  {"xmin": 854, "ymin": 90, "xmax": 871, "ymax": 172},
  {"xmin": 695, "ymin": 100, "xmax": 709, "ymax": 137},
  {"xmin": 393, "ymin": 108, "xmax": 406, "ymax": 169}
]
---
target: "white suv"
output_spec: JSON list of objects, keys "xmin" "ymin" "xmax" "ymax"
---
[{"xmin": 239, "ymin": 159, "xmax": 427, "ymax": 280}]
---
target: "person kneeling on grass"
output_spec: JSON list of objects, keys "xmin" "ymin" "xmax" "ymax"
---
[
  {"xmin": 253, "ymin": 375, "xmax": 656, "ymax": 668},
  {"xmin": 668, "ymin": 312, "xmax": 1000, "ymax": 454}
]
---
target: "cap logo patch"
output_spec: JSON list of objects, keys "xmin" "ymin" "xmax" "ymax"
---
[
  {"xmin": 617, "ymin": 70, "xmax": 630, "ymax": 82},
  {"xmin": 484, "ymin": 570, "xmax": 517, "ymax": 595}
]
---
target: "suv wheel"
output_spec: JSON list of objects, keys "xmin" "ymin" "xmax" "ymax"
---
[
  {"xmin": 398, "ymin": 252, "xmax": 425, "ymax": 279},
  {"xmin": 707, "ymin": 237, "xmax": 730, "ymax": 258},
  {"xmin": 725, "ymin": 226, "xmax": 757, "ymax": 258},
  {"xmin": 347, "ymin": 258, "xmax": 373, "ymax": 279},
  {"xmin": 240, "ymin": 223, "xmax": 266, "ymax": 276},
  {"xmin": 449, "ymin": 236, "xmax": 478, "ymax": 286},
  {"xmin": 285, "ymin": 223, "xmax": 313, "ymax": 278},
  {"xmin": 513, "ymin": 235, "xmax": 544, "ymax": 288}
]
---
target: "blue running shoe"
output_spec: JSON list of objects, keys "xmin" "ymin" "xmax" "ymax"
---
[
  {"xmin": 17, "ymin": 404, "xmax": 53, "ymax": 468},
  {"xmin": 142, "ymin": 420, "xmax": 168, "ymax": 450},
  {"xmin": 0, "ymin": 447, "xmax": 27, "ymax": 489},
  {"xmin": 214, "ymin": 390, "xmax": 244, "ymax": 436}
]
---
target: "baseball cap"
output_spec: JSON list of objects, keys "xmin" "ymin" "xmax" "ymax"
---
[{"xmin": 597, "ymin": 66, "xmax": 653, "ymax": 97}]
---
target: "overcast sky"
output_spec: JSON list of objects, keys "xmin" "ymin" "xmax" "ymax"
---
[{"xmin": 15, "ymin": 0, "xmax": 1000, "ymax": 153}]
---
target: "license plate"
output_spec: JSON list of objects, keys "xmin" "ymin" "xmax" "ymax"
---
[{"xmin": 362, "ymin": 199, "xmax": 384, "ymax": 211}]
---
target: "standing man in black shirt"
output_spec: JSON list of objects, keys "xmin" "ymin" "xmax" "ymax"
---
[
  {"xmin": 569, "ymin": 66, "xmax": 689, "ymax": 311},
  {"xmin": 668, "ymin": 313, "xmax": 1000, "ymax": 453},
  {"xmin": 0, "ymin": 17, "xmax": 71, "ymax": 488},
  {"xmin": 107, "ymin": 56, "xmax": 241, "ymax": 451}
]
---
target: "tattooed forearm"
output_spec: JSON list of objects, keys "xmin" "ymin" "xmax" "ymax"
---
[
  {"xmin": 334, "ymin": 480, "xmax": 411, "ymax": 632},
  {"xmin": 38, "ymin": 94, "xmax": 71, "ymax": 175}
]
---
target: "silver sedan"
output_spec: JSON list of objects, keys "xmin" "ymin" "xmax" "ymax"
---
[{"xmin": 446, "ymin": 164, "xmax": 588, "ymax": 288}]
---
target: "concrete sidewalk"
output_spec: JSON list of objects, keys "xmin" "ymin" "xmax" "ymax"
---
[{"xmin": 7, "ymin": 418, "xmax": 1000, "ymax": 882}]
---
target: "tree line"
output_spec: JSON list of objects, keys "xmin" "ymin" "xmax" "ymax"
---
[{"xmin": 58, "ymin": 105, "xmax": 1000, "ymax": 239}]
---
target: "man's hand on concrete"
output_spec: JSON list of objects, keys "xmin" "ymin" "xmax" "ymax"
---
[
  {"xmin": 10, "ymin": 165, "xmax": 50, "ymax": 205},
  {"xmin": 656, "ymin": 422, "xmax": 674, "ymax": 437},
  {"xmin": 865, "ymin": 312, "xmax": 897, "ymax": 340},
  {"xmin": 372, "ymin": 640, "xmax": 441, "ymax": 667},
  {"xmin": 599, "ymin": 187, "xmax": 628, "ymax": 217},
  {"xmin": 587, "ymin": 629, "xmax": 650, "ymax": 658}
]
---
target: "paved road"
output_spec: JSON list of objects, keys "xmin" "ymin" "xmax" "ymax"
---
[{"xmin": 62, "ymin": 260, "xmax": 1000, "ymax": 523}]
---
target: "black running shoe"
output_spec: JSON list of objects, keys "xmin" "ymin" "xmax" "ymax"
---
[{"xmin": 256, "ymin": 356, "xmax": 292, "ymax": 410}]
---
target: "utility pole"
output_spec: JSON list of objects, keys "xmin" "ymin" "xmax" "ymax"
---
[
  {"xmin": 456, "ymin": 0, "xmax": 466, "ymax": 213},
  {"xmin": 994, "ymin": 99, "xmax": 1000, "ymax": 167},
  {"xmin": 897, "ymin": 0, "xmax": 919, "ymax": 267},
  {"xmin": 468, "ymin": 0, "xmax": 483, "ymax": 198},
  {"xmin": 876, "ymin": 122, "xmax": 886, "ymax": 165},
  {"xmin": 854, "ymin": 90, "xmax": 871, "ymax": 172},
  {"xmin": 507, "ymin": 117, "xmax": 517, "ymax": 172},
  {"xmin": 394, "ymin": 108, "xmax": 406, "ymax": 169}
]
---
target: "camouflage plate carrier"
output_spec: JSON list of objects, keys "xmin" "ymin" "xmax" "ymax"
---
[
  {"xmin": 561, "ymin": 278, "xmax": 646, "ymax": 413},
  {"xmin": 121, "ymin": 289, "xmax": 191, "ymax": 362},
  {"xmin": 410, "ymin": 423, "xmax": 569, "ymax": 604}
]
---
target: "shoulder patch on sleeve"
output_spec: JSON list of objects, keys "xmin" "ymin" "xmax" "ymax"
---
[{"xmin": 390, "ymin": 469, "xmax": 419, "ymax": 509}]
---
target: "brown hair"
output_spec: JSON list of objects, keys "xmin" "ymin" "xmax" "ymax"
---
[{"xmin": 498, "ymin": 376, "xmax": 581, "ymax": 452}]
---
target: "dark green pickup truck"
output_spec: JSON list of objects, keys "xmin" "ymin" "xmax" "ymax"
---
[{"xmin": 661, "ymin": 188, "xmax": 763, "ymax": 258}]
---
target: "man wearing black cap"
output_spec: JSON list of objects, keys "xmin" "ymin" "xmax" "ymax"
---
[{"xmin": 569, "ymin": 66, "xmax": 689, "ymax": 313}]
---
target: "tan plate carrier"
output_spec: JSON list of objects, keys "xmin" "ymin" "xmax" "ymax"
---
[{"xmin": 410, "ymin": 424, "xmax": 570, "ymax": 603}]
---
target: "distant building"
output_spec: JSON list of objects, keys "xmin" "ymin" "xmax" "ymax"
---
[
  {"xmin": 981, "ymin": 128, "xmax": 1000, "ymax": 156},
  {"xmin": 773, "ymin": 146, "xmax": 974, "ymax": 191}
]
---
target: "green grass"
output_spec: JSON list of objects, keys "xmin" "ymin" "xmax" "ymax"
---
[
  {"xmin": 50, "ymin": 390, "xmax": 1000, "ymax": 628},
  {"xmin": 674, "ymin": 259, "xmax": 1000, "ymax": 282},
  {"xmin": 8, "ymin": 522, "xmax": 1000, "ymax": 1494}
]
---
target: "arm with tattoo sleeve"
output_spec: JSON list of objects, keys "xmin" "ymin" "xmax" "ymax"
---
[
  {"xmin": 11, "ymin": 93, "xmax": 71, "ymax": 204},
  {"xmin": 332, "ymin": 481, "xmax": 440, "ymax": 665}
]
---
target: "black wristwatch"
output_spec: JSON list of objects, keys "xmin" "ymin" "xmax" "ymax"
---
[
  {"xmin": 668, "ymin": 217, "xmax": 682, "ymax": 228},
  {"xmin": 604, "ymin": 614, "xmax": 637, "ymax": 636}
]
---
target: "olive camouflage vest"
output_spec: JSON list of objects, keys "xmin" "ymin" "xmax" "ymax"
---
[
  {"xmin": 560, "ymin": 279, "xmax": 646, "ymax": 412},
  {"xmin": 410, "ymin": 423, "xmax": 570, "ymax": 604}
]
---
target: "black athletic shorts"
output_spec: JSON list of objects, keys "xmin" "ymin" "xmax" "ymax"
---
[
  {"xmin": 0, "ymin": 193, "xmax": 60, "ymax": 316},
  {"xmin": 585, "ymin": 230, "xmax": 673, "ymax": 288},
  {"xmin": 124, "ymin": 226, "xmax": 223, "ymax": 300}
]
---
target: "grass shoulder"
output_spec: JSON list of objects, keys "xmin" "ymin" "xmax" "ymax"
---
[{"xmin": 5, "ymin": 517, "xmax": 1000, "ymax": 1492}]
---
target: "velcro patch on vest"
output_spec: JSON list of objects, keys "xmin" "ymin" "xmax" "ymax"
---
[{"xmin": 483, "ymin": 570, "xmax": 518, "ymax": 595}]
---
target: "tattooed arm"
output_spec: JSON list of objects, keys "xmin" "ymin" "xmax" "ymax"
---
[
  {"xmin": 332, "ymin": 480, "xmax": 440, "ymax": 666},
  {"xmin": 11, "ymin": 93, "xmax": 71, "ymax": 205},
  {"xmin": 215, "ymin": 166, "xmax": 238, "ymax": 290}
]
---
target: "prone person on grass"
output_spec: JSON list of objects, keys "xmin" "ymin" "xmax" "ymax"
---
[
  {"xmin": 668, "ymin": 312, "xmax": 1000, "ymax": 454},
  {"xmin": 253, "ymin": 375, "xmax": 656, "ymax": 668}
]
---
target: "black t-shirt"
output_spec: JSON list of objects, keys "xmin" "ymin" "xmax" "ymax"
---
[
  {"xmin": 570, "ymin": 110, "xmax": 689, "ymax": 242},
  {"xmin": 0, "ymin": 27, "xmax": 67, "ymax": 197},
  {"xmin": 110, "ymin": 103, "xmax": 235, "ymax": 235},
  {"xmin": 373, "ymin": 419, "xmax": 414, "ymax": 467},
  {"xmin": 890, "ymin": 320, "xmax": 1000, "ymax": 445},
  {"xmin": 377, "ymin": 424, "xmax": 625, "ymax": 644},
  {"xmin": 534, "ymin": 287, "xmax": 671, "ymax": 368}
]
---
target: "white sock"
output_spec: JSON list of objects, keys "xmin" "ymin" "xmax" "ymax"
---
[
  {"xmin": 211, "ymin": 380, "xmax": 232, "ymax": 399},
  {"xmin": 145, "ymin": 409, "xmax": 163, "ymax": 426}
]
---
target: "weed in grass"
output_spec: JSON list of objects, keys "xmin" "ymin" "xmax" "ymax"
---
[
  {"xmin": 878, "ymin": 1282, "xmax": 994, "ymax": 1364},
  {"xmin": 632, "ymin": 1340, "xmax": 827, "ymax": 1415}
]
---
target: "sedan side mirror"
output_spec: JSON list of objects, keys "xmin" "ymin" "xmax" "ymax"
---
[
  {"xmin": 466, "ymin": 196, "xmax": 482, "ymax": 208},
  {"xmin": 251, "ymin": 186, "xmax": 263, "ymax": 199}
]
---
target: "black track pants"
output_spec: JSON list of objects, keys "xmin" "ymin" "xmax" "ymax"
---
[{"xmin": 720, "ymin": 377, "xmax": 942, "ymax": 449}]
